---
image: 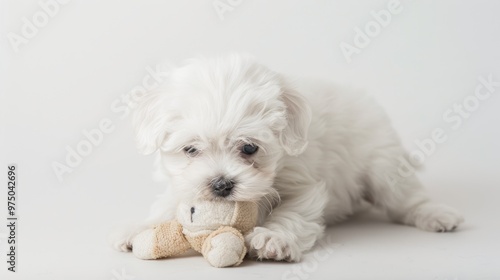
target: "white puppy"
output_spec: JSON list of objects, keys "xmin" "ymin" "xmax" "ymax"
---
[{"xmin": 110, "ymin": 54, "xmax": 463, "ymax": 261}]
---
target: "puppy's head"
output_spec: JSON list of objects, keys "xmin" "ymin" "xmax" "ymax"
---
[{"xmin": 133, "ymin": 54, "xmax": 311, "ymax": 202}]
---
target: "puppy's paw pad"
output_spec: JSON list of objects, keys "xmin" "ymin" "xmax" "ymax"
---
[
  {"xmin": 246, "ymin": 227, "xmax": 300, "ymax": 262},
  {"xmin": 414, "ymin": 204, "xmax": 464, "ymax": 232}
]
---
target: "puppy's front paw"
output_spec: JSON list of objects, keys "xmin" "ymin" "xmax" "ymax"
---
[
  {"xmin": 245, "ymin": 227, "xmax": 301, "ymax": 262},
  {"xmin": 411, "ymin": 203, "xmax": 464, "ymax": 232},
  {"xmin": 107, "ymin": 225, "xmax": 141, "ymax": 252}
]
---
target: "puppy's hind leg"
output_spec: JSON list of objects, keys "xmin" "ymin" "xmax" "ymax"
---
[{"xmin": 365, "ymin": 155, "xmax": 464, "ymax": 232}]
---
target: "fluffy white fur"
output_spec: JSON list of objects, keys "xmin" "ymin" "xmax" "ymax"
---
[{"xmin": 109, "ymin": 54, "xmax": 464, "ymax": 261}]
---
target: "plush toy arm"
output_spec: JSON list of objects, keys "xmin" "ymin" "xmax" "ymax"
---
[
  {"xmin": 201, "ymin": 226, "xmax": 247, "ymax": 268},
  {"xmin": 132, "ymin": 221, "xmax": 191, "ymax": 260}
]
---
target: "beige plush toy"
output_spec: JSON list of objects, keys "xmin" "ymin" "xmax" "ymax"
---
[{"xmin": 132, "ymin": 199, "xmax": 258, "ymax": 267}]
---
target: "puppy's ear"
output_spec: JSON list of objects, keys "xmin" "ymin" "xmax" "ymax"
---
[
  {"xmin": 132, "ymin": 90, "xmax": 170, "ymax": 155},
  {"xmin": 279, "ymin": 87, "xmax": 312, "ymax": 156}
]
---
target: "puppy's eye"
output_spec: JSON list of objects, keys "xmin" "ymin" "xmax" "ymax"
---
[
  {"xmin": 183, "ymin": 146, "xmax": 199, "ymax": 156},
  {"xmin": 241, "ymin": 144, "xmax": 258, "ymax": 155}
]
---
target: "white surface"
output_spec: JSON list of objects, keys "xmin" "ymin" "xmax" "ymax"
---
[{"xmin": 1, "ymin": 0, "xmax": 500, "ymax": 279}]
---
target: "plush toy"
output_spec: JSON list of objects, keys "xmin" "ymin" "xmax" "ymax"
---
[{"xmin": 132, "ymin": 199, "xmax": 258, "ymax": 267}]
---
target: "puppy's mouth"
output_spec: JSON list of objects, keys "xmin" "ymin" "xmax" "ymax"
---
[{"xmin": 198, "ymin": 188, "xmax": 237, "ymax": 201}]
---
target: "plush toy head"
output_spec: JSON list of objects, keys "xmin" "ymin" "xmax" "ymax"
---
[
  {"xmin": 177, "ymin": 199, "xmax": 257, "ymax": 235},
  {"xmin": 133, "ymin": 199, "xmax": 258, "ymax": 267}
]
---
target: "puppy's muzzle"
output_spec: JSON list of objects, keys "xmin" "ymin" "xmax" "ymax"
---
[{"xmin": 211, "ymin": 177, "xmax": 235, "ymax": 197}]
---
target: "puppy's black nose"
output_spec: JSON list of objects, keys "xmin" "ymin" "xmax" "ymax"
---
[{"xmin": 211, "ymin": 177, "xmax": 234, "ymax": 197}]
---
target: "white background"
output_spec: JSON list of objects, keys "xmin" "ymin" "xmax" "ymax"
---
[{"xmin": 1, "ymin": 0, "xmax": 500, "ymax": 279}]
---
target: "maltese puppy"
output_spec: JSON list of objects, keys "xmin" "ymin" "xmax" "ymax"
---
[{"xmin": 110, "ymin": 54, "xmax": 463, "ymax": 261}]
